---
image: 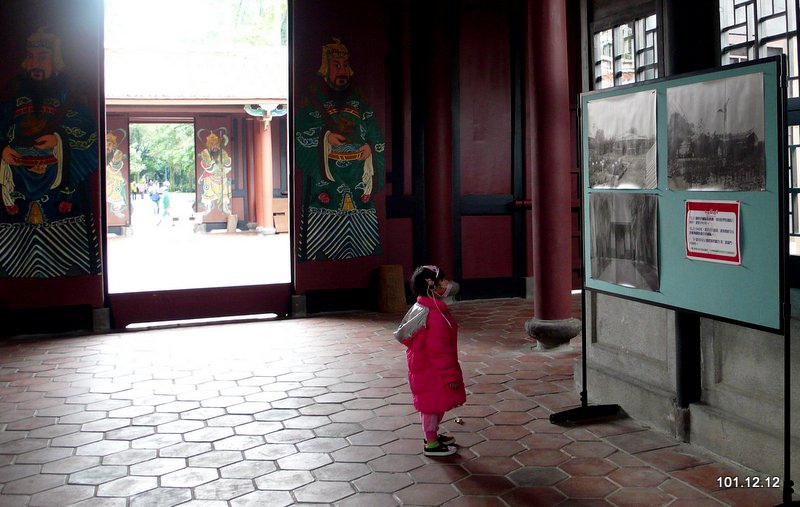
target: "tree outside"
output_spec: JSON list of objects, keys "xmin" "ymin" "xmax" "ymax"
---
[{"xmin": 129, "ymin": 123, "xmax": 195, "ymax": 192}]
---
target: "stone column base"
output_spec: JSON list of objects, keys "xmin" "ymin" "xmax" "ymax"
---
[
  {"xmin": 525, "ymin": 317, "xmax": 581, "ymax": 350},
  {"xmin": 92, "ymin": 308, "xmax": 111, "ymax": 333},
  {"xmin": 291, "ymin": 295, "xmax": 307, "ymax": 317}
]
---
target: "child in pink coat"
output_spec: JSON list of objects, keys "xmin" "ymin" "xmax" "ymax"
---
[{"xmin": 394, "ymin": 265, "xmax": 466, "ymax": 456}]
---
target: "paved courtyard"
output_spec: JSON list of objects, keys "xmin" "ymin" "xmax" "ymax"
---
[
  {"xmin": 106, "ymin": 194, "xmax": 291, "ymax": 293},
  {"xmin": 0, "ymin": 299, "xmax": 788, "ymax": 506}
]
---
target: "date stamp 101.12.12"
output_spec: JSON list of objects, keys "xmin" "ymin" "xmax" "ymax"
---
[{"xmin": 716, "ymin": 476, "xmax": 780, "ymax": 489}]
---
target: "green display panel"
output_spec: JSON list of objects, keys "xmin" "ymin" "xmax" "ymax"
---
[{"xmin": 581, "ymin": 58, "xmax": 785, "ymax": 332}]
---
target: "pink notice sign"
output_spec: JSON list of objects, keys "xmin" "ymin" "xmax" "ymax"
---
[{"xmin": 685, "ymin": 200, "xmax": 741, "ymax": 265}]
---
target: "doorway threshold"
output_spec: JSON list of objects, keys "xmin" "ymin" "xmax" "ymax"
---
[{"xmin": 126, "ymin": 312, "xmax": 278, "ymax": 331}]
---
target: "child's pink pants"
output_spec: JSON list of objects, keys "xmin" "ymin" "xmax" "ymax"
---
[{"xmin": 420, "ymin": 412, "xmax": 444, "ymax": 441}]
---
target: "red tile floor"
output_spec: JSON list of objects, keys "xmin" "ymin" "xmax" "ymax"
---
[{"xmin": 0, "ymin": 298, "xmax": 789, "ymax": 506}]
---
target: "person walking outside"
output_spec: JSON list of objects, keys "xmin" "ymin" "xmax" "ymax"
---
[
  {"xmin": 157, "ymin": 180, "xmax": 171, "ymax": 225},
  {"xmin": 147, "ymin": 180, "xmax": 160, "ymax": 216}
]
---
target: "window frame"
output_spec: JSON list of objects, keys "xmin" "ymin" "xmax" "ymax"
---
[
  {"xmin": 717, "ymin": 0, "xmax": 800, "ymax": 270},
  {"xmin": 719, "ymin": 1, "xmax": 800, "ymax": 282},
  {"xmin": 589, "ymin": 7, "xmax": 662, "ymax": 91}
]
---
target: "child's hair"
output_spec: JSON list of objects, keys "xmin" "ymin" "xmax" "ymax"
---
[{"xmin": 410, "ymin": 265, "xmax": 445, "ymax": 297}]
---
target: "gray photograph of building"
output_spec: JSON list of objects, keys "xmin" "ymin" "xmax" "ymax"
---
[
  {"xmin": 590, "ymin": 192, "xmax": 659, "ymax": 291},
  {"xmin": 667, "ymin": 72, "xmax": 765, "ymax": 191},
  {"xmin": 587, "ymin": 90, "xmax": 657, "ymax": 189}
]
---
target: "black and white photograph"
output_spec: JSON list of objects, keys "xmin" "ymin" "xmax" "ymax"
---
[
  {"xmin": 667, "ymin": 73, "xmax": 764, "ymax": 191},
  {"xmin": 590, "ymin": 192, "xmax": 659, "ymax": 291},
  {"xmin": 587, "ymin": 90, "xmax": 657, "ymax": 189}
]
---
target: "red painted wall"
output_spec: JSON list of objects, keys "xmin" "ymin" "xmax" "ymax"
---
[
  {"xmin": 0, "ymin": 0, "xmax": 104, "ymax": 310},
  {"xmin": 459, "ymin": 5, "xmax": 513, "ymax": 197},
  {"xmin": 462, "ymin": 216, "xmax": 514, "ymax": 278},
  {"xmin": 458, "ymin": 3, "xmax": 517, "ymax": 281}
]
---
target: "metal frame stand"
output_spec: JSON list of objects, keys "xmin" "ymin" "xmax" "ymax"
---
[{"xmin": 549, "ymin": 286, "xmax": 621, "ymax": 424}]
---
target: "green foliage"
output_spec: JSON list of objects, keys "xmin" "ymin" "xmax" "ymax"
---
[
  {"xmin": 129, "ymin": 123, "xmax": 196, "ymax": 193},
  {"xmin": 233, "ymin": 0, "xmax": 288, "ymax": 47}
]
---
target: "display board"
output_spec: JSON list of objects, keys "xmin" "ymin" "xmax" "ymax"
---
[{"xmin": 581, "ymin": 58, "xmax": 785, "ymax": 332}]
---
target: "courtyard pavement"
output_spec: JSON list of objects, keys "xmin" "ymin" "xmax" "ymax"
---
[{"xmin": 106, "ymin": 194, "xmax": 291, "ymax": 293}]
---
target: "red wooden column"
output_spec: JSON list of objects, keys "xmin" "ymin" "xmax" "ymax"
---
[
  {"xmin": 524, "ymin": 0, "xmax": 580, "ymax": 348},
  {"xmin": 246, "ymin": 119, "xmax": 257, "ymax": 225},
  {"xmin": 423, "ymin": 3, "xmax": 454, "ymax": 276},
  {"xmin": 260, "ymin": 120, "xmax": 275, "ymax": 233},
  {"xmin": 253, "ymin": 120, "xmax": 275, "ymax": 233}
]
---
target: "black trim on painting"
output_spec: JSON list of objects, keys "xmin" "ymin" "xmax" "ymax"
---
[
  {"xmin": 460, "ymin": 195, "xmax": 515, "ymax": 215},
  {"xmin": 388, "ymin": 0, "xmax": 405, "ymax": 196},
  {"xmin": 410, "ymin": 3, "xmax": 427, "ymax": 266},
  {"xmin": 395, "ymin": 193, "xmax": 523, "ymax": 218},
  {"xmin": 511, "ymin": 0, "xmax": 527, "ymax": 281},
  {"xmin": 392, "ymin": 193, "xmax": 520, "ymax": 218},
  {"xmin": 305, "ymin": 288, "xmax": 376, "ymax": 313},
  {"xmin": 452, "ymin": 6, "xmax": 462, "ymax": 281},
  {"xmin": 458, "ymin": 277, "xmax": 526, "ymax": 300},
  {"xmin": 386, "ymin": 195, "xmax": 415, "ymax": 217},
  {"xmin": 1, "ymin": 305, "xmax": 94, "ymax": 337}
]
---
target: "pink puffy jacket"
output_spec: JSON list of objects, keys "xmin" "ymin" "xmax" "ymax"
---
[{"xmin": 402, "ymin": 296, "xmax": 466, "ymax": 414}]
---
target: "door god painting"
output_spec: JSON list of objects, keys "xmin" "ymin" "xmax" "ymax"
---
[
  {"xmin": 295, "ymin": 38, "xmax": 385, "ymax": 261},
  {"xmin": 196, "ymin": 128, "xmax": 232, "ymax": 218},
  {"xmin": 0, "ymin": 28, "xmax": 100, "ymax": 277},
  {"xmin": 105, "ymin": 129, "xmax": 128, "ymax": 220}
]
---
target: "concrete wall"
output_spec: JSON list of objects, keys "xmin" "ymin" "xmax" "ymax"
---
[
  {"xmin": 583, "ymin": 291, "xmax": 679, "ymax": 434},
  {"xmin": 691, "ymin": 303, "xmax": 800, "ymax": 483},
  {"xmin": 582, "ymin": 289, "xmax": 800, "ymax": 484}
]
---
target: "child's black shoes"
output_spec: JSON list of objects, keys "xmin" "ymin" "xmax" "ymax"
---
[
  {"xmin": 437, "ymin": 434, "xmax": 455, "ymax": 445},
  {"xmin": 423, "ymin": 441, "xmax": 457, "ymax": 456}
]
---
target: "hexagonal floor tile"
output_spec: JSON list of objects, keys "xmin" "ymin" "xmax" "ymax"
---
[
  {"xmin": 254, "ymin": 469, "xmax": 314, "ymax": 490},
  {"xmin": 69, "ymin": 465, "xmax": 129, "ymax": 485},
  {"xmin": 160, "ymin": 467, "xmax": 218, "ymax": 488}
]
